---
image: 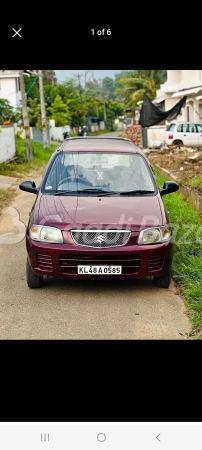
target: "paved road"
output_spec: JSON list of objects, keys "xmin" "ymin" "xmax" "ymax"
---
[{"xmin": 0, "ymin": 135, "xmax": 192, "ymax": 339}]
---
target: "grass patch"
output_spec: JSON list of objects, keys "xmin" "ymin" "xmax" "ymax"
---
[
  {"xmin": 88, "ymin": 129, "xmax": 117, "ymax": 136},
  {"xmin": 0, "ymin": 189, "xmax": 12, "ymax": 215},
  {"xmin": 0, "ymin": 138, "xmax": 58, "ymax": 177},
  {"xmin": 155, "ymin": 167, "xmax": 202, "ymax": 332},
  {"xmin": 184, "ymin": 175, "xmax": 202, "ymax": 189}
]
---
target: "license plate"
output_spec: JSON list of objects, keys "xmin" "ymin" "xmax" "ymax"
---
[{"xmin": 77, "ymin": 265, "xmax": 122, "ymax": 275}]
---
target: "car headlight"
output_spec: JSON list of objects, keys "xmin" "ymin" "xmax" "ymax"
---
[
  {"xmin": 137, "ymin": 226, "xmax": 171, "ymax": 245},
  {"xmin": 30, "ymin": 225, "xmax": 63, "ymax": 243}
]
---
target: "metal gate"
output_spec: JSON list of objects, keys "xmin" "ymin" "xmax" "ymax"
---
[{"xmin": 32, "ymin": 127, "xmax": 51, "ymax": 145}]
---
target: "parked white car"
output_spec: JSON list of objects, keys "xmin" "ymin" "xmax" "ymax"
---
[{"xmin": 164, "ymin": 122, "xmax": 202, "ymax": 147}]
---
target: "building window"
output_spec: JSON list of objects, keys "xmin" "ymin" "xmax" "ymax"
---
[{"xmin": 187, "ymin": 106, "xmax": 190, "ymax": 121}]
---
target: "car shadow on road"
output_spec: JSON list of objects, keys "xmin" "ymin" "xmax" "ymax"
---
[{"xmin": 42, "ymin": 276, "xmax": 160, "ymax": 293}]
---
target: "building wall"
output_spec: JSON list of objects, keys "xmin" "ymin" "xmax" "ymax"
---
[
  {"xmin": 0, "ymin": 78, "xmax": 18, "ymax": 107},
  {"xmin": 147, "ymin": 126, "xmax": 167, "ymax": 148},
  {"xmin": 180, "ymin": 70, "xmax": 201, "ymax": 89},
  {"xmin": 167, "ymin": 70, "xmax": 181, "ymax": 84},
  {"xmin": 0, "ymin": 126, "xmax": 16, "ymax": 162},
  {"xmin": 49, "ymin": 120, "xmax": 70, "ymax": 141}
]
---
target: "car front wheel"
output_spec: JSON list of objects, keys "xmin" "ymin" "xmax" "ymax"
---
[
  {"xmin": 154, "ymin": 269, "xmax": 172, "ymax": 288},
  {"xmin": 26, "ymin": 258, "xmax": 43, "ymax": 288}
]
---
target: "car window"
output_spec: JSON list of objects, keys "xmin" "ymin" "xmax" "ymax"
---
[
  {"xmin": 189, "ymin": 124, "xmax": 197, "ymax": 133},
  {"xmin": 166, "ymin": 123, "xmax": 176, "ymax": 131},
  {"xmin": 196, "ymin": 124, "xmax": 202, "ymax": 132},
  {"xmin": 42, "ymin": 152, "xmax": 156, "ymax": 194},
  {"xmin": 177, "ymin": 124, "xmax": 190, "ymax": 133}
]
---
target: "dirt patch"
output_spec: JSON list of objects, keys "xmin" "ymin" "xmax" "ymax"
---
[
  {"xmin": 0, "ymin": 187, "xmax": 17, "ymax": 217},
  {"xmin": 148, "ymin": 147, "xmax": 202, "ymax": 194}
]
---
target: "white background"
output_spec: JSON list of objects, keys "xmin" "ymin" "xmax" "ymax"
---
[{"xmin": 0, "ymin": 422, "xmax": 201, "ymax": 450}]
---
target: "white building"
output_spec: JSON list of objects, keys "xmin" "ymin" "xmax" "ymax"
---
[
  {"xmin": 0, "ymin": 71, "xmax": 21, "ymax": 107},
  {"xmin": 153, "ymin": 70, "xmax": 202, "ymax": 123}
]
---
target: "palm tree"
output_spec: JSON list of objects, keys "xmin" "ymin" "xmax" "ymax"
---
[{"xmin": 116, "ymin": 70, "xmax": 166, "ymax": 108}]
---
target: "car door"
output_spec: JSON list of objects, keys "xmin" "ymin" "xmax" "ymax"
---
[
  {"xmin": 174, "ymin": 123, "xmax": 186, "ymax": 144},
  {"xmin": 187, "ymin": 123, "xmax": 199, "ymax": 146},
  {"xmin": 196, "ymin": 123, "xmax": 202, "ymax": 146}
]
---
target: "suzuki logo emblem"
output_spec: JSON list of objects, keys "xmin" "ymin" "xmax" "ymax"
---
[{"xmin": 96, "ymin": 234, "xmax": 105, "ymax": 243}]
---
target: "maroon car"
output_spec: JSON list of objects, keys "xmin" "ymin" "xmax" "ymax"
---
[{"xmin": 19, "ymin": 137, "xmax": 179, "ymax": 289}]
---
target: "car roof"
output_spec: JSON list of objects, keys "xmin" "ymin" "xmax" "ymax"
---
[{"xmin": 57, "ymin": 137, "xmax": 144, "ymax": 155}]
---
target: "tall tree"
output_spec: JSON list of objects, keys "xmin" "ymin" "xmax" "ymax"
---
[
  {"xmin": 116, "ymin": 70, "xmax": 166, "ymax": 107},
  {"xmin": 47, "ymin": 95, "xmax": 71, "ymax": 126},
  {"xmin": 102, "ymin": 77, "xmax": 115, "ymax": 99}
]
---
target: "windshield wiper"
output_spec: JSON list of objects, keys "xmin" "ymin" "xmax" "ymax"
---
[
  {"xmin": 77, "ymin": 188, "xmax": 119, "ymax": 196},
  {"xmin": 53, "ymin": 190, "xmax": 75, "ymax": 196},
  {"xmin": 53, "ymin": 189, "xmax": 119, "ymax": 196},
  {"xmin": 120, "ymin": 190, "xmax": 155, "ymax": 195}
]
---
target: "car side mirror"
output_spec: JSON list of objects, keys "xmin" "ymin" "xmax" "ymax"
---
[
  {"xmin": 19, "ymin": 180, "xmax": 38, "ymax": 194},
  {"xmin": 160, "ymin": 181, "xmax": 179, "ymax": 196}
]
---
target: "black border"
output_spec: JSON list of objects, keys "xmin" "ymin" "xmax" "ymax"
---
[
  {"xmin": 0, "ymin": 341, "xmax": 200, "ymax": 422},
  {"xmin": 1, "ymin": 20, "xmax": 201, "ymax": 67}
]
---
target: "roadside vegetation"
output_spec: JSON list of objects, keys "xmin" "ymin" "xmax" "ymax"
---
[
  {"xmin": 155, "ymin": 167, "xmax": 202, "ymax": 334},
  {"xmin": 0, "ymin": 139, "xmax": 58, "ymax": 215},
  {"xmin": 0, "ymin": 138, "xmax": 58, "ymax": 177},
  {"xmin": 0, "ymin": 189, "xmax": 11, "ymax": 215},
  {"xmin": 184, "ymin": 174, "xmax": 202, "ymax": 190}
]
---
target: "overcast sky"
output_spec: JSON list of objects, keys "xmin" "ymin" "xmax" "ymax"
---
[{"xmin": 55, "ymin": 70, "xmax": 123, "ymax": 83}]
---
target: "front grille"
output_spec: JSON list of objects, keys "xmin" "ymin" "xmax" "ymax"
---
[
  {"xmin": 59, "ymin": 253, "xmax": 141, "ymax": 275},
  {"xmin": 36, "ymin": 253, "xmax": 53, "ymax": 272},
  {"xmin": 71, "ymin": 229, "xmax": 131, "ymax": 248},
  {"xmin": 147, "ymin": 254, "xmax": 164, "ymax": 272}
]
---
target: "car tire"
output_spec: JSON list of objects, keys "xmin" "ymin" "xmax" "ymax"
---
[
  {"xmin": 173, "ymin": 140, "xmax": 183, "ymax": 146},
  {"xmin": 26, "ymin": 258, "xmax": 43, "ymax": 288},
  {"xmin": 154, "ymin": 269, "xmax": 172, "ymax": 288}
]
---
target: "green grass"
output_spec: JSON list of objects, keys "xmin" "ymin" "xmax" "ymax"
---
[
  {"xmin": 0, "ymin": 189, "xmax": 10, "ymax": 203},
  {"xmin": 0, "ymin": 189, "xmax": 11, "ymax": 215},
  {"xmin": 155, "ymin": 167, "xmax": 202, "ymax": 331},
  {"xmin": 0, "ymin": 138, "xmax": 58, "ymax": 177},
  {"xmin": 88, "ymin": 128, "xmax": 117, "ymax": 136},
  {"xmin": 184, "ymin": 174, "xmax": 202, "ymax": 189}
]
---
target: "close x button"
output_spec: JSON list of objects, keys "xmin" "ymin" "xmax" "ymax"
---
[{"xmin": 12, "ymin": 28, "xmax": 22, "ymax": 38}]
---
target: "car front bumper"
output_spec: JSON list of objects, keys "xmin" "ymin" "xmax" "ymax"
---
[{"xmin": 26, "ymin": 236, "xmax": 173, "ymax": 279}]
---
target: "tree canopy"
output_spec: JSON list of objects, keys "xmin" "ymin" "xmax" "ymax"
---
[{"xmin": 3, "ymin": 69, "xmax": 166, "ymax": 129}]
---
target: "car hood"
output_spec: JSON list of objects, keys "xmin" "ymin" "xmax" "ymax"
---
[{"xmin": 34, "ymin": 193, "xmax": 163, "ymax": 230}]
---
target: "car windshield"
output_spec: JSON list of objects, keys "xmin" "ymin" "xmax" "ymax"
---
[{"xmin": 42, "ymin": 151, "xmax": 156, "ymax": 194}]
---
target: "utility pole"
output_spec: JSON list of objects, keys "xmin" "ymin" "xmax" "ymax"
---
[
  {"xmin": 19, "ymin": 70, "xmax": 33, "ymax": 161},
  {"xmin": 84, "ymin": 70, "xmax": 90, "ymax": 89},
  {"xmin": 38, "ymin": 70, "xmax": 48, "ymax": 149},
  {"xmin": 101, "ymin": 77, "xmax": 107, "ymax": 127},
  {"xmin": 77, "ymin": 74, "xmax": 82, "ymax": 102}
]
